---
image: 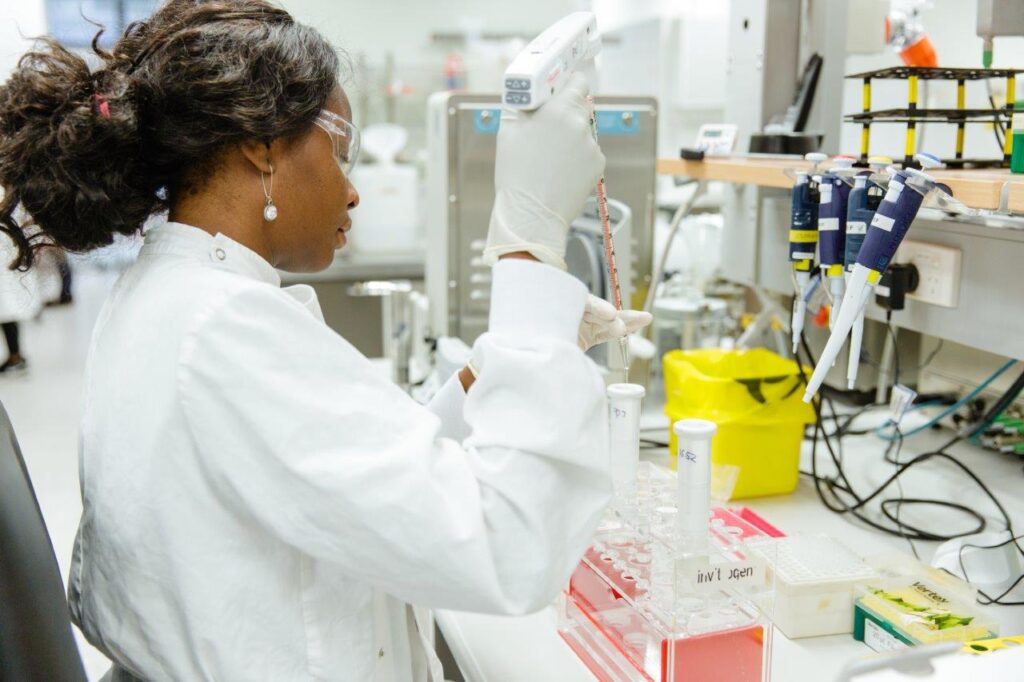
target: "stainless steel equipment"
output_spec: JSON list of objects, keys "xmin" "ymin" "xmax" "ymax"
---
[
  {"xmin": 347, "ymin": 280, "xmax": 416, "ymax": 388},
  {"xmin": 426, "ymin": 92, "xmax": 657, "ymax": 345}
]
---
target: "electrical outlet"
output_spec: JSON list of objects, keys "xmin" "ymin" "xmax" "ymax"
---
[{"xmin": 895, "ymin": 240, "xmax": 962, "ymax": 308}]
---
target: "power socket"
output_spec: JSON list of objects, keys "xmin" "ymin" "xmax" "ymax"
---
[{"xmin": 895, "ymin": 240, "xmax": 962, "ymax": 307}]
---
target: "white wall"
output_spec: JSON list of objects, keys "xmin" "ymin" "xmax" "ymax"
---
[
  {"xmin": 0, "ymin": 0, "xmax": 47, "ymax": 82},
  {"xmin": 841, "ymin": 0, "xmax": 1024, "ymax": 160},
  {"xmin": 280, "ymin": 0, "xmax": 586, "ymax": 63}
]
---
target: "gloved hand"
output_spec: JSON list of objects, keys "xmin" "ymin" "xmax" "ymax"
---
[
  {"xmin": 578, "ymin": 294, "xmax": 653, "ymax": 351},
  {"xmin": 483, "ymin": 73, "xmax": 606, "ymax": 269}
]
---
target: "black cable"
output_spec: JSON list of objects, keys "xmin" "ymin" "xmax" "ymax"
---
[
  {"xmin": 918, "ymin": 339, "xmax": 944, "ymax": 372},
  {"xmin": 884, "ymin": 312, "xmax": 900, "ymax": 399},
  {"xmin": 796, "ymin": 332, "xmax": 1023, "ymax": 588},
  {"xmin": 958, "ymin": 534, "xmax": 1024, "ymax": 606},
  {"xmin": 988, "ymin": 91, "xmax": 1006, "ymax": 150}
]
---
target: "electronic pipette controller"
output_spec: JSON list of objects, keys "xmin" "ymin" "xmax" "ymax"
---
[{"xmin": 502, "ymin": 12, "xmax": 601, "ymax": 110}]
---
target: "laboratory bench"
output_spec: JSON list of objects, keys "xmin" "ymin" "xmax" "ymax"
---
[
  {"xmin": 435, "ymin": 409, "xmax": 1024, "ymax": 681},
  {"xmin": 657, "ymin": 155, "xmax": 1024, "ymax": 214}
]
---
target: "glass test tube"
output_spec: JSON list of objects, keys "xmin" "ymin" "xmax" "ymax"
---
[
  {"xmin": 674, "ymin": 419, "xmax": 717, "ymax": 557},
  {"xmin": 607, "ymin": 384, "xmax": 645, "ymax": 504}
]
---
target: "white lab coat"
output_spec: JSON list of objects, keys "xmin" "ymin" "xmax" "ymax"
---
[{"xmin": 68, "ymin": 222, "xmax": 611, "ymax": 681}]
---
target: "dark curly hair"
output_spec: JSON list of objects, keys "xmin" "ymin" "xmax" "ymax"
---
[{"xmin": 0, "ymin": 0, "xmax": 340, "ymax": 270}]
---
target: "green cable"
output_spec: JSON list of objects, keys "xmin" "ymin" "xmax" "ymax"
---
[{"xmin": 876, "ymin": 359, "xmax": 1018, "ymax": 441}]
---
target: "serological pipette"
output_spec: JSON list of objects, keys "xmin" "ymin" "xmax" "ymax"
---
[{"xmin": 588, "ymin": 96, "xmax": 630, "ymax": 374}]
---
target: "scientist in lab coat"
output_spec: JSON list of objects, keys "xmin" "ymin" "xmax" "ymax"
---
[{"xmin": 0, "ymin": 0, "xmax": 651, "ymax": 680}]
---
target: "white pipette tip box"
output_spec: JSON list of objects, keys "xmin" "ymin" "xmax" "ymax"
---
[{"xmin": 749, "ymin": 534, "xmax": 877, "ymax": 639}]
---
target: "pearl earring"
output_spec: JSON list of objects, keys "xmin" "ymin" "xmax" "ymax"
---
[{"xmin": 261, "ymin": 164, "xmax": 278, "ymax": 222}]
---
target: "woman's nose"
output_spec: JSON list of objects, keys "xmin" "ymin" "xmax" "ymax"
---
[{"xmin": 348, "ymin": 182, "xmax": 360, "ymax": 210}]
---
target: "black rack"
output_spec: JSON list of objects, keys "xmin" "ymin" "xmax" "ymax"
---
[{"xmin": 844, "ymin": 66, "xmax": 1024, "ymax": 168}]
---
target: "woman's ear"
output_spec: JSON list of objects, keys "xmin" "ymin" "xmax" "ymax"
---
[{"xmin": 239, "ymin": 138, "xmax": 274, "ymax": 174}]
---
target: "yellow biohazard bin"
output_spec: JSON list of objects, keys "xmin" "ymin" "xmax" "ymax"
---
[{"xmin": 663, "ymin": 348, "xmax": 815, "ymax": 499}]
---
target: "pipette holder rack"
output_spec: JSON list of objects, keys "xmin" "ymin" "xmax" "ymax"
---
[
  {"xmin": 559, "ymin": 462, "xmax": 776, "ymax": 681},
  {"xmin": 845, "ymin": 66, "xmax": 1024, "ymax": 169}
]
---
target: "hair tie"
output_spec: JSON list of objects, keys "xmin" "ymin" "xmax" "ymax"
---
[{"xmin": 93, "ymin": 93, "xmax": 111, "ymax": 119}]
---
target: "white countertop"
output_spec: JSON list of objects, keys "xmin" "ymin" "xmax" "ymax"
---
[{"xmin": 436, "ymin": 409, "xmax": 1024, "ymax": 682}]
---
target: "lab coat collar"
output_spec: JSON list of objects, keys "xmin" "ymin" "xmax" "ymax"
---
[{"xmin": 141, "ymin": 221, "xmax": 282, "ymax": 288}]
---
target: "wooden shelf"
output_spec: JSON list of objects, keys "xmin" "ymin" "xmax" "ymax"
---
[{"xmin": 657, "ymin": 156, "xmax": 1024, "ymax": 213}]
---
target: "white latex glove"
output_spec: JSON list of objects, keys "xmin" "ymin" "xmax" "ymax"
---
[
  {"xmin": 578, "ymin": 294, "xmax": 653, "ymax": 351},
  {"xmin": 483, "ymin": 73, "xmax": 607, "ymax": 269}
]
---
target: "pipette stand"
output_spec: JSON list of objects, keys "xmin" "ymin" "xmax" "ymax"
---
[{"xmin": 559, "ymin": 462, "xmax": 776, "ymax": 681}]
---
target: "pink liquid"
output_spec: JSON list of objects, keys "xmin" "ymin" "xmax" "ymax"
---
[{"xmin": 568, "ymin": 558, "xmax": 765, "ymax": 682}]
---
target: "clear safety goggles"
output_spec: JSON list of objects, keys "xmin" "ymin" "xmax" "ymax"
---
[{"xmin": 314, "ymin": 110, "xmax": 361, "ymax": 176}]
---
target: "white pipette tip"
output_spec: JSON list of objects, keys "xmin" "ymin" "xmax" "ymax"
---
[
  {"xmin": 846, "ymin": 312, "xmax": 865, "ymax": 391},
  {"xmin": 802, "ymin": 265, "xmax": 872, "ymax": 402},
  {"xmin": 791, "ymin": 300, "xmax": 806, "ymax": 354},
  {"xmin": 618, "ymin": 336, "xmax": 630, "ymax": 374}
]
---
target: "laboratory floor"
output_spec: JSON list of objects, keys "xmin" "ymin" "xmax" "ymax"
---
[{"xmin": 0, "ymin": 266, "xmax": 118, "ymax": 679}]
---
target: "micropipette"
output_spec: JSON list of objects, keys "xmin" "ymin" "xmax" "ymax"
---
[
  {"xmin": 788, "ymin": 152, "xmax": 827, "ymax": 353},
  {"xmin": 803, "ymin": 160, "xmax": 940, "ymax": 402},
  {"xmin": 844, "ymin": 156, "xmax": 891, "ymax": 390},
  {"xmin": 817, "ymin": 157, "xmax": 855, "ymax": 330}
]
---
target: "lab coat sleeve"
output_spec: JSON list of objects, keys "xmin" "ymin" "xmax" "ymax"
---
[
  {"xmin": 178, "ymin": 259, "xmax": 610, "ymax": 615},
  {"xmin": 424, "ymin": 372, "xmax": 471, "ymax": 442}
]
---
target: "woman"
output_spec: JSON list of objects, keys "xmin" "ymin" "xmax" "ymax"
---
[{"xmin": 0, "ymin": 1, "xmax": 649, "ymax": 679}]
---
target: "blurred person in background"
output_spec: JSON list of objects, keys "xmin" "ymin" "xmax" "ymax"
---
[{"xmin": 0, "ymin": 220, "xmax": 40, "ymax": 373}]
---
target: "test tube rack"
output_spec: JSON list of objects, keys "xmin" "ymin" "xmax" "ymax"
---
[
  {"xmin": 558, "ymin": 462, "xmax": 776, "ymax": 682},
  {"xmin": 845, "ymin": 66, "xmax": 1024, "ymax": 169}
]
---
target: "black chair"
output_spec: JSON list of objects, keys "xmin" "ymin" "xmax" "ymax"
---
[{"xmin": 0, "ymin": 400, "xmax": 87, "ymax": 681}]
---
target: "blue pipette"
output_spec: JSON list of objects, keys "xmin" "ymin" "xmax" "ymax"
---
[
  {"xmin": 816, "ymin": 157, "xmax": 855, "ymax": 330},
  {"xmin": 844, "ymin": 156, "xmax": 890, "ymax": 390},
  {"xmin": 789, "ymin": 152, "xmax": 827, "ymax": 353},
  {"xmin": 803, "ymin": 164, "xmax": 936, "ymax": 402}
]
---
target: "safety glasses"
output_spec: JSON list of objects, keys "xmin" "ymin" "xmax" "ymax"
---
[{"xmin": 314, "ymin": 110, "xmax": 361, "ymax": 176}]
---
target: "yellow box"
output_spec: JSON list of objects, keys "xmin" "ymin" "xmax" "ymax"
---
[{"xmin": 663, "ymin": 348, "xmax": 815, "ymax": 499}]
